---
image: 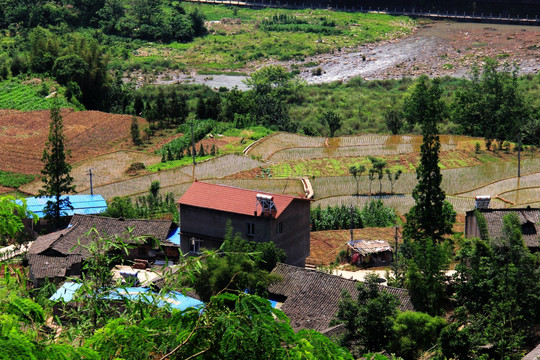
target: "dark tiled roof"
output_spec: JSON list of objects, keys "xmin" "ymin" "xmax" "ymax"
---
[
  {"xmin": 28, "ymin": 228, "xmax": 71, "ymax": 255},
  {"xmin": 27, "ymin": 254, "xmax": 82, "ymax": 280},
  {"xmin": 31, "ymin": 214, "xmax": 175, "ymax": 259},
  {"xmin": 178, "ymin": 181, "xmax": 309, "ymax": 219},
  {"xmin": 269, "ymin": 263, "xmax": 414, "ymax": 332},
  {"xmin": 522, "ymin": 341, "xmax": 540, "ymax": 360},
  {"xmin": 480, "ymin": 209, "xmax": 540, "ymax": 248}
]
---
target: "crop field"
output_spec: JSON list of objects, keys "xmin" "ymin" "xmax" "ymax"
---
[
  {"xmin": 442, "ymin": 158, "xmax": 540, "ymax": 195},
  {"xmin": 250, "ymin": 133, "xmax": 476, "ymax": 161},
  {"xmin": 0, "ymin": 109, "xmax": 147, "ymax": 174},
  {"xmin": 0, "ymin": 79, "xmax": 73, "ymax": 111},
  {"xmin": 456, "ymin": 172, "xmax": 540, "ymax": 199},
  {"xmin": 20, "ymin": 151, "xmax": 163, "ymax": 195},
  {"xmin": 497, "ymin": 187, "xmax": 540, "ymax": 205},
  {"xmin": 246, "ymin": 133, "xmax": 326, "ymax": 159}
]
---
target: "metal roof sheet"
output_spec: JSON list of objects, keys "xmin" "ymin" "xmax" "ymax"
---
[
  {"xmin": 17, "ymin": 195, "xmax": 107, "ymax": 218},
  {"xmin": 49, "ymin": 282, "xmax": 203, "ymax": 311}
]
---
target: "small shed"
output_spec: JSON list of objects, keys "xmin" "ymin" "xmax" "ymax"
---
[{"xmin": 347, "ymin": 239, "xmax": 393, "ymax": 266}]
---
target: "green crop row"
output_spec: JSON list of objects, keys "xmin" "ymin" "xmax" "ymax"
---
[{"xmin": 0, "ymin": 171, "xmax": 36, "ymax": 188}]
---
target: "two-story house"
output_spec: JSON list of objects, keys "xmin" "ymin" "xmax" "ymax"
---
[{"xmin": 178, "ymin": 181, "xmax": 311, "ymax": 267}]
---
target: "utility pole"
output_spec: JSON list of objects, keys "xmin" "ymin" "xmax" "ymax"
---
[
  {"xmin": 190, "ymin": 120, "xmax": 196, "ymax": 181},
  {"xmin": 517, "ymin": 132, "xmax": 522, "ymax": 178},
  {"xmin": 349, "ymin": 205, "xmax": 354, "ymax": 242},
  {"xmin": 87, "ymin": 169, "xmax": 94, "ymax": 196}
]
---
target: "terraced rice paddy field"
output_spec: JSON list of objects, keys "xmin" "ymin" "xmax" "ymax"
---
[{"xmin": 18, "ymin": 130, "xmax": 540, "ymax": 215}]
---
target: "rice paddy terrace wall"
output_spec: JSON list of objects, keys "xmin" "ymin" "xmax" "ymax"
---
[{"xmin": 21, "ymin": 131, "xmax": 537, "ymax": 215}]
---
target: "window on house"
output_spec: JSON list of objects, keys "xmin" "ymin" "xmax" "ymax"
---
[
  {"xmin": 247, "ymin": 222, "xmax": 255, "ymax": 236},
  {"xmin": 277, "ymin": 222, "xmax": 283, "ymax": 234},
  {"xmin": 190, "ymin": 238, "xmax": 202, "ymax": 253}
]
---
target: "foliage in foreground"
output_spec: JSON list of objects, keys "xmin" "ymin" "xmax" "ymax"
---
[{"xmin": 332, "ymin": 274, "xmax": 445, "ymax": 360}]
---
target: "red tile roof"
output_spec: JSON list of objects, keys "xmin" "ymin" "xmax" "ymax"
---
[{"xmin": 178, "ymin": 181, "xmax": 309, "ymax": 219}]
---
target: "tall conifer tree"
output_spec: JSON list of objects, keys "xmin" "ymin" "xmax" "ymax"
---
[{"xmin": 39, "ymin": 99, "xmax": 76, "ymax": 228}]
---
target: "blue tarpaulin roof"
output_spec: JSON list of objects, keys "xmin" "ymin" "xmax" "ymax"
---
[
  {"xmin": 17, "ymin": 195, "xmax": 108, "ymax": 219},
  {"xmin": 166, "ymin": 227, "xmax": 180, "ymax": 245},
  {"xmin": 49, "ymin": 282, "xmax": 203, "ymax": 311}
]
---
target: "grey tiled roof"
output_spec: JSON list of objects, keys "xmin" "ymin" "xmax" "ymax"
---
[
  {"xmin": 480, "ymin": 209, "xmax": 540, "ymax": 248},
  {"xmin": 522, "ymin": 341, "xmax": 540, "ymax": 360},
  {"xmin": 27, "ymin": 254, "xmax": 82, "ymax": 280},
  {"xmin": 28, "ymin": 215, "xmax": 177, "ymax": 281},
  {"xmin": 28, "ymin": 228, "xmax": 71, "ymax": 255},
  {"xmin": 269, "ymin": 263, "xmax": 414, "ymax": 332},
  {"xmin": 31, "ymin": 214, "xmax": 176, "ymax": 259}
]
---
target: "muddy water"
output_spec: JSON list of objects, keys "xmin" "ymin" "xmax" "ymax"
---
[{"xmin": 150, "ymin": 20, "xmax": 540, "ymax": 89}]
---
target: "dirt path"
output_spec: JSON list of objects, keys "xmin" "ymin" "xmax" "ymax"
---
[{"xmin": 151, "ymin": 20, "xmax": 540, "ymax": 89}]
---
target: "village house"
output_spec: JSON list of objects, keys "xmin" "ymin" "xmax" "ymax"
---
[
  {"xmin": 465, "ymin": 206, "xmax": 540, "ymax": 251},
  {"xmin": 178, "ymin": 181, "xmax": 311, "ymax": 267},
  {"xmin": 268, "ymin": 263, "xmax": 414, "ymax": 333},
  {"xmin": 27, "ymin": 214, "xmax": 180, "ymax": 286}
]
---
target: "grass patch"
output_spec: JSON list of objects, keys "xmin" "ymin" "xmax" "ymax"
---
[
  {"xmin": 221, "ymin": 125, "xmax": 274, "ymax": 140},
  {"xmin": 147, "ymin": 155, "xmax": 214, "ymax": 172},
  {"xmin": 0, "ymin": 171, "xmax": 36, "ymax": 188},
  {"xmin": 127, "ymin": 5, "xmax": 415, "ymax": 72}
]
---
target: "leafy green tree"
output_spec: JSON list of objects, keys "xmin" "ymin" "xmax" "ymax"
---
[
  {"xmin": 385, "ymin": 168, "xmax": 402, "ymax": 194},
  {"xmin": 452, "ymin": 212, "xmax": 540, "ymax": 359},
  {"xmin": 333, "ymin": 274, "xmax": 400, "ymax": 356},
  {"xmin": 384, "ymin": 105, "xmax": 403, "ymax": 135},
  {"xmin": 39, "ymin": 99, "xmax": 76, "ymax": 228},
  {"xmin": 452, "ymin": 59, "xmax": 532, "ymax": 146},
  {"xmin": 245, "ymin": 65, "xmax": 303, "ymax": 132},
  {"xmin": 0, "ymin": 196, "xmax": 37, "ymax": 247},
  {"xmin": 318, "ymin": 110, "xmax": 342, "ymax": 137},
  {"xmin": 389, "ymin": 311, "xmax": 446, "ymax": 360},
  {"xmin": 28, "ymin": 26, "xmax": 59, "ymax": 73},
  {"xmin": 348, "ymin": 164, "xmax": 365, "ymax": 195},
  {"xmin": 404, "ymin": 238, "xmax": 452, "ymax": 315},
  {"xmin": 193, "ymin": 222, "xmax": 284, "ymax": 302},
  {"xmin": 102, "ymin": 196, "xmax": 138, "ymax": 219},
  {"xmin": 368, "ymin": 156, "xmax": 387, "ymax": 196}
]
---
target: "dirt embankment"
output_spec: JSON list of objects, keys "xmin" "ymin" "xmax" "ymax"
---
[{"xmin": 0, "ymin": 109, "xmax": 147, "ymax": 174}]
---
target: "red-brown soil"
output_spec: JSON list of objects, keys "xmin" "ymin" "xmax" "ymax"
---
[{"xmin": 0, "ymin": 109, "xmax": 148, "ymax": 175}]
